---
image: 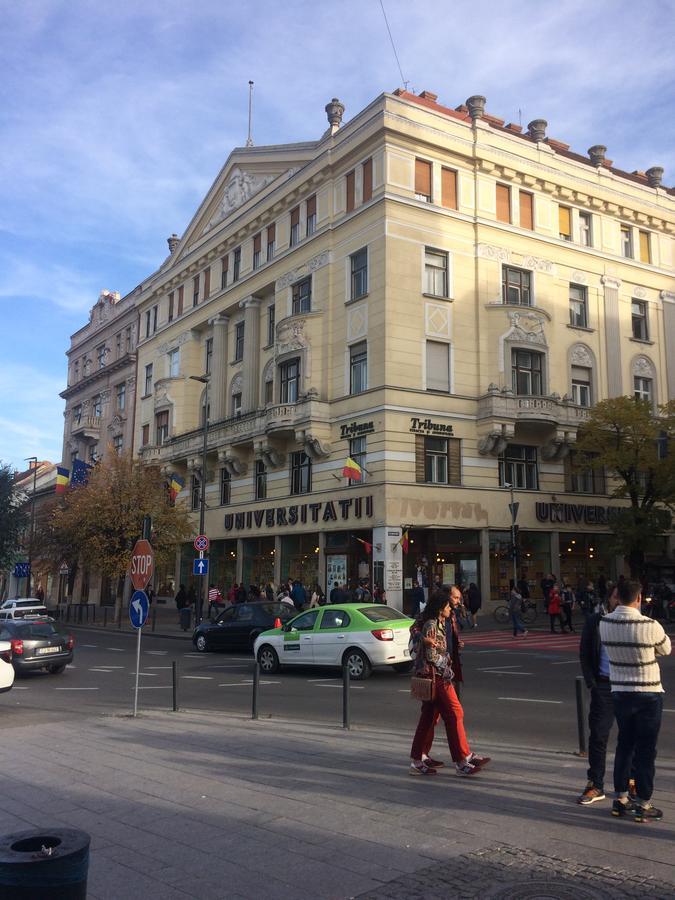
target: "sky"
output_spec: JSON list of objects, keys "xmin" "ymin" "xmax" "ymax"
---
[{"xmin": 1, "ymin": 0, "xmax": 674, "ymax": 472}]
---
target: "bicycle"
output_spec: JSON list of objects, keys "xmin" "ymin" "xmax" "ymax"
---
[{"xmin": 494, "ymin": 599, "xmax": 537, "ymax": 625}]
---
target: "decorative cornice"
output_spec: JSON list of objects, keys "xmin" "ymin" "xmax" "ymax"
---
[{"xmin": 601, "ymin": 275, "xmax": 621, "ymax": 290}]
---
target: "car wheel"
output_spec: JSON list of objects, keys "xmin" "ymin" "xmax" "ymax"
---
[
  {"xmin": 195, "ymin": 634, "xmax": 208, "ymax": 652},
  {"xmin": 257, "ymin": 644, "xmax": 280, "ymax": 674},
  {"xmin": 393, "ymin": 661, "xmax": 413, "ymax": 674},
  {"xmin": 343, "ymin": 648, "xmax": 372, "ymax": 680},
  {"xmin": 46, "ymin": 664, "xmax": 67, "ymax": 675}
]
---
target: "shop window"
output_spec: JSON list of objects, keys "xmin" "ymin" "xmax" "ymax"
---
[
  {"xmin": 565, "ymin": 451, "xmax": 605, "ymax": 494},
  {"xmin": 279, "ymin": 358, "xmax": 300, "ymax": 403},
  {"xmin": 292, "ymin": 277, "xmax": 311, "ymax": 314},
  {"xmin": 255, "ymin": 460, "xmax": 267, "ymax": 501},
  {"xmin": 499, "ymin": 444, "xmax": 538, "ymax": 490},
  {"xmin": 191, "ymin": 475, "xmax": 201, "ymax": 511},
  {"xmin": 512, "ymin": 349, "xmax": 544, "ymax": 396},
  {"xmin": 631, "ymin": 300, "xmax": 649, "ymax": 340},
  {"xmin": 290, "ymin": 450, "xmax": 312, "ymax": 495},
  {"xmin": 415, "ymin": 435, "xmax": 461, "ymax": 485},
  {"xmin": 426, "ymin": 341, "xmax": 450, "ymax": 392},
  {"xmin": 220, "ymin": 469, "xmax": 231, "ymax": 506},
  {"xmin": 502, "ymin": 265, "xmax": 531, "ymax": 305},
  {"xmin": 569, "ymin": 284, "xmax": 588, "ymax": 328},
  {"xmin": 349, "ymin": 342, "xmax": 367, "ymax": 395},
  {"xmin": 571, "ymin": 366, "xmax": 592, "ymax": 407}
]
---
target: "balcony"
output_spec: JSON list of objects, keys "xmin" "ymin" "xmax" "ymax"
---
[
  {"xmin": 71, "ymin": 416, "xmax": 101, "ymax": 440},
  {"xmin": 478, "ymin": 389, "xmax": 592, "ymax": 429}
]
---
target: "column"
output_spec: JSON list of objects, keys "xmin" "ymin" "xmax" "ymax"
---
[
  {"xmin": 601, "ymin": 276, "xmax": 622, "ymax": 397},
  {"xmin": 236, "ymin": 538, "xmax": 244, "ymax": 584},
  {"xmin": 479, "ymin": 529, "xmax": 491, "ymax": 605},
  {"xmin": 274, "ymin": 535, "xmax": 282, "ymax": 587},
  {"xmin": 661, "ymin": 292, "xmax": 675, "ymax": 401},
  {"xmin": 209, "ymin": 314, "xmax": 229, "ymax": 421},
  {"xmin": 241, "ymin": 296, "xmax": 261, "ymax": 412},
  {"xmin": 550, "ymin": 532, "xmax": 561, "ymax": 580},
  {"xmin": 373, "ymin": 525, "xmax": 403, "ymax": 611},
  {"xmin": 317, "ymin": 531, "xmax": 326, "ymax": 594}
]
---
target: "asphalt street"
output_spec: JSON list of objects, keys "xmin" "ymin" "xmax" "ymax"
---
[{"xmin": 3, "ymin": 623, "xmax": 674, "ymax": 758}]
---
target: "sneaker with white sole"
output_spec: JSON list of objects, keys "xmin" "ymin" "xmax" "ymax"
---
[
  {"xmin": 409, "ymin": 761, "xmax": 437, "ymax": 776},
  {"xmin": 456, "ymin": 762, "xmax": 479, "ymax": 777},
  {"xmin": 468, "ymin": 753, "xmax": 491, "ymax": 768},
  {"xmin": 423, "ymin": 756, "xmax": 444, "ymax": 768},
  {"xmin": 578, "ymin": 782, "xmax": 606, "ymax": 805}
]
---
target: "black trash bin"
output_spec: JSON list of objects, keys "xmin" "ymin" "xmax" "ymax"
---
[
  {"xmin": 179, "ymin": 607, "xmax": 192, "ymax": 631},
  {"xmin": 0, "ymin": 828, "xmax": 90, "ymax": 899}
]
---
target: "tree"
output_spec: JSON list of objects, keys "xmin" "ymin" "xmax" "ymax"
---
[
  {"xmin": 574, "ymin": 397, "xmax": 675, "ymax": 577},
  {"xmin": 51, "ymin": 453, "xmax": 191, "ymax": 610},
  {"xmin": 0, "ymin": 462, "xmax": 28, "ymax": 572}
]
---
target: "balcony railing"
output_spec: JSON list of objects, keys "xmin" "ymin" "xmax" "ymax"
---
[
  {"xmin": 71, "ymin": 415, "xmax": 101, "ymax": 439},
  {"xmin": 478, "ymin": 391, "xmax": 592, "ymax": 428}
]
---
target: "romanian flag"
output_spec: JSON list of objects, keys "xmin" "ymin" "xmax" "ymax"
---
[
  {"xmin": 169, "ymin": 473, "xmax": 185, "ymax": 502},
  {"xmin": 400, "ymin": 530, "xmax": 410, "ymax": 554},
  {"xmin": 355, "ymin": 537, "xmax": 372, "ymax": 554},
  {"xmin": 55, "ymin": 466, "xmax": 70, "ymax": 495},
  {"xmin": 342, "ymin": 457, "xmax": 363, "ymax": 481}
]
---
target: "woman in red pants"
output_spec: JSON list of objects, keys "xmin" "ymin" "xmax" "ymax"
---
[{"xmin": 410, "ymin": 590, "xmax": 491, "ymax": 776}]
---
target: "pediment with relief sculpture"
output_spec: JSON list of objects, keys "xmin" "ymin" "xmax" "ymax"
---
[{"xmin": 202, "ymin": 167, "xmax": 279, "ymax": 234}]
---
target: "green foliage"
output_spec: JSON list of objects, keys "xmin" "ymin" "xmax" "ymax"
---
[{"xmin": 0, "ymin": 462, "xmax": 28, "ymax": 570}]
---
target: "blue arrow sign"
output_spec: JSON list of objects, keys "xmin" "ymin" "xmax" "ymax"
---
[
  {"xmin": 193, "ymin": 557, "xmax": 209, "ymax": 576},
  {"xmin": 14, "ymin": 562, "xmax": 30, "ymax": 579},
  {"xmin": 129, "ymin": 590, "xmax": 149, "ymax": 628}
]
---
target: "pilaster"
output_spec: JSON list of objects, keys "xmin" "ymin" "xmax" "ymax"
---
[
  {"xmin": 209, "ymin": 314, "xmax": 229, "ymax": 421},
  {"xmin": 241, "ymin": 297, "xmax": 262, "ymax": 412}
]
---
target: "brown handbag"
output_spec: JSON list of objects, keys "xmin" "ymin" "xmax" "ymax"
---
[{"xmin": 410, "ymin": 670, "xmax": 436, "ymax": 702}]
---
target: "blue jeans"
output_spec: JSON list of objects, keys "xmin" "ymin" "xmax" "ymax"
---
[
  {"xmin": 612, "ymin": 692, "xmax": 663, "ymax": 802},
  {"xmin": 511, "ymin": 611, "xmax": 526, "ymax": 635}
]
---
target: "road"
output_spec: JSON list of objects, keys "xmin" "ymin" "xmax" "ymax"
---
[{"xmin": 3, "ymin": 624, "xmax": 674, "ymax": 758}]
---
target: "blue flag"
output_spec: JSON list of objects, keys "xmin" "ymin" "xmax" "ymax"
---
[{"xmin": 71, "ymin": 458, "xmax": 92, "ymax": 486}]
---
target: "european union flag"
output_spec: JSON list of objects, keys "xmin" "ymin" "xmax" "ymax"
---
[{"xmin": 71, "ymin": 458, "xmax": 92, "ymax": 486}]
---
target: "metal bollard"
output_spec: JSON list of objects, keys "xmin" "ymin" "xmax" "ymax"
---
[
  {"xmin": 251, "ymin": 660, "xmax": 260, "ymax": 720},
  {"xmin": 103, "ymin": 607, "xmax": 108, "ymax": 628},
  {"xmin": 575, "ymin": 675, "xmax": 587, "ymax": 756},
  {"xmin": 117, "ymin": 608, "xmax": 122, "ymax": 630},
  {"xmin": 342, "ymin": 661, "xmax": 351, "ymax": 730},
  {"xmin": 92, "ymin": 606, "xmax": 96, "ymax": 623},
  {"xmin": 151, "ymin": 608, "xmax": 157, "ymax": 632},
  {"xmin": 172, "ymin": 661, "xmax": 179, "ymax": 712}
]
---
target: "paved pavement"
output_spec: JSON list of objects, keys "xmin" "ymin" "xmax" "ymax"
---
[{"xmin": 2, "ymin": 707, "xmax": 674, "ymax": 899}]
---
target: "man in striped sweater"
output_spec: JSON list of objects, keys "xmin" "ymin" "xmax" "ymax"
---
[{"xmin": 599, "ymin": 580, "xmax": 671, "ymax": 822}]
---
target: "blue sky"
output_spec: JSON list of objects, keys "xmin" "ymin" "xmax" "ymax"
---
[{"xmin": 2, "ymin": 0, "xmax": 674, "ymax": 471}]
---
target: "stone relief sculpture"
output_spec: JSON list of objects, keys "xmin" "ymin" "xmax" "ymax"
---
[
  {"xmin": 276, "ymin": 319, "xmax": 308, "ymax": 357},
  {"xmin": 632, "ymin": 355, "xmax": 655, "ymax": 378},
  {"xmin": 203, "ymin": 167, "xmax": 277, "ymax": 233},
  {"xmin": 570, "ymin": 344, "xmax": 593, "ymax": 367}
]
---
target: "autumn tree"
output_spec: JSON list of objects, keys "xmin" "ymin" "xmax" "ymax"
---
[
  {"xmin": 0, "ymin": 462, "xmax": 28, "ymax": 572},
  {"xmin": 51, "ymin": 453, "xmax": 191, "ymax": 610},
  {"xmin": 574, "ymin": 397, "xmax": 675, "ymax": 577}
]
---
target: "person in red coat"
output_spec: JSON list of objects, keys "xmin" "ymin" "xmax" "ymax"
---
[{"xmin": 548, "ymin": 582, "xmax": 569, "ymax": 633}]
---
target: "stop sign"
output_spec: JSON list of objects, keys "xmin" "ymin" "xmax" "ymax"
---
[{"xmin": 130, "ymin": 539, "xmax": 154, "ymax": 591}]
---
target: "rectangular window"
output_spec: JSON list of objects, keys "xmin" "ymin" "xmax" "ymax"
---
[
  {"xmin": 621, "ymin": 225, "xmax": 633, "ymax": 258},
  {"xmin": 415, "ymin": 436, "xmax": 462, "ymax": 485},
  {"xmin": 499, "ymin": 444, "xmax": 539, "ymax": 490},
  {"xmin": 349, "ymin": 436, "xmax": 367, "ymax": 485},
  {"xmin": 255, "ymin": 460, "xmax": 267, "ymax": 501},
  {"xmin": 350, "ymin": 247, "xmax": 368, "ymax": 300},
  {"xmin": 266, "ymin": 223, "xmax": 276, "ymax": 261},
  {"xmin": 113, "ymin": 434, "xmax": 123, "ymax": 455},
  {"xmin": 264, "ymin": 379, "xmax": 273, "ymax": 404},
  {"xmin": 349, "ymin": 342, "xmax": 367, "ymax": 395},
  {"xmin": 414, "ymin": 158, "xmax": 432, "ymax": 202},
  {"xmin": 290, "ymin": 450, "xmax": 312, "ymax": 495},
  {"xmin": 426, "ymin": 341, "xmax": 450, "ymax": 392},
  {"xmin": 97, "ymin": 344, "xmax": 106, "ymax": 369},
  {"xmin": 177, "ymin": 286, "xmax": 184, "ymax": 316},
  {"xmin": 235, "ymin": 322, "xmax": 245, "ymax": 361},
  {"xmin": 92, "ymin": 394, "xmax": 102, "ymax": 417},
  {"xmin": 125, "ymin": 326, "xmax": 132, "ymax": 351},
  {"xmin": 292, "ymin": 277, "xmax": 311, "ymax": 315},
  {"xmin": 155, "ymin": 411, "xmax": 169, "ymax": 445},
  {"xmin": 168, "ymin": 292, "xmax": 174, "ymax": 322},
  {"xmin": 441, "ymin": 167, "xmax": 457, "ymax": 210},
  {"xmin": 116, "ymin": 382, "xmax": 126, "ymax": 412},
  {"xmin": 89, "ymin": 443, "xmax": 99, "ymax": 463},
  {"xmin": 279, "ymin": 358, "xmax": 300, "ymax": 403},
  {"xmin": 193, "ymin": 275, "xmax": 200, "ymax": 307},
  {"xmin": 116, "ymin": 332, "xmax": 122, "ymax": 357},
  {"xmin": 152, "ymin": 305, "xmax": 158, "ymax": 333},
  {"xmin": 232, "ymin": 392, "xmax": 242, "ymax": 417},
  {"xmin": 220, "ymin": 469, "xmax": 231, "ymax": 506},
  {"xmin": 424, "ymin": 248, "xmax": 448, "ymax": 297},
  {"xmin": 203, "ymin": 266, "xmax": 210, "ymax": 300},
  {"xmin": 512, "ymin": 349, "xmax": 543, "ymax": 396},
  {"xmin": 558, "ymin": 205, "xmax": 571, "ymax": 240},
  {"xmin": 519, "ymin": 191, "xmax": 534, "ymax": 230},
  {"xmin": 579, "ymin": 211, "xmax": 592, "ymax": 246},
  {"xmin": 253, "ymin": 233, "xmax": 261, "ymax": 269},
  {"xmin": 290, "ymin": 206, "xmax": 300, "ymax": 246},
  {"xmin": 571, "ymin": 366, "xmax": 592, "ymax": 407},
  {"xmin": 346, "ymin": 171, "xmax": 355, "ymax": 212},
  {"xmin": 141, "ymin": 424, "xmax": 149, "ymax": 446},
  {"xmin": 569, "ymin": 284, "xmax": 588, "ymax": 328},
  {"xmin": 502, "ymin": 265, "xmax": 531, "ymax": 305},
  {"xmin": 145, "ymin": 310, "xmax": 151, "ymax": 338},
  {"xmin": 496, "ymin": 184, "xmax": 511, "ymax": 223},
  {"xmin": 73, "ymin": 361, "xmax": 79, "ymax": 383},
  {"xmin": 233, "ymin": 247, "xmax": 241, "ymax": 282},
  {"xmin": 144, "ymin": 363, "xmax": 153, "ymax": 396},
  {"xmin": 267, "ymin": 304, "xmax": 275, "ymax": 346},
  {"xmin": 565, "ymin": 451, "xmax": 605, "ymax": 494},
  {"xmin": 205, "ymin": 337, "xmax": 213, "ymax": 375},
  {"xmin": 362, "ymin": 158, "xmax": 372, "ymax": 203},
  {"xmin": 168, "ymin": 348, "xmax": 179, "ymax": 378},
  {"xmin": 639, "ymin": 230, "xmax": 651, "ymax": 264},
  {"xmin": 631, "ymin": 300, "xmax": 649, "ymax": 340},
  {"xmin": 191, "ymin": 475, "xmax": 200, "ymax": 511},
  {"xmin": 221, "ymin": 255, "xmax": 229, "ymax": 290},
  {"xmin": 306, "ymin": 195, "xmax": 316, "ymax": 236},
  {"xmin": 73, "ymin": 404, "xmax": 82, "ymax": 424},
  {"xmin": 634, "ymin": 376, "xmax": 653, "ymax": 404}
]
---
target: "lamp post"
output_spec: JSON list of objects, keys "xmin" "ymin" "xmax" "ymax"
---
[
  {"xmin": 190, "ymin": 374, "xmax": 210, "ymax": 623},
  {"xmin": 504, "ymin": 482, "xmax": 518, "ymax": 588},
  {"xmin": 25, "ymin": 456, "xmax": 38, "ymax": 598}
]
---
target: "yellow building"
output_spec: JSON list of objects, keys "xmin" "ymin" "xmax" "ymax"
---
[{"xmin": 129, "ymin": 89, "xmax": 674, "ymax": 609}]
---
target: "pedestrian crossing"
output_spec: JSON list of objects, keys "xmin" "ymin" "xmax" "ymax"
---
[{"xmin": 461, "ymin": 629, "xmax": 581, "ymax": 654}]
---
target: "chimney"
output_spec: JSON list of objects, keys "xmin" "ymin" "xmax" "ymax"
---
[
  {"xmin": 588, "ymin": 145, "xmax": 607, "ymax": 167},
  {"xmin": 167, "ymin": 234, "xmax": 180, "ymax": 254},
  {"xmin": 325, "ymin": 98, "xmax": 345, "ymax": 135},
  {"xmin": 646, "ymin": 166, "xmax": 664, "ymax": 188},
  {"xmin": 465, "ymin": 95, "xmax": 486, "ymax": 120},
  {"xmin": 527, "ymin": 119, "xmax": 547, "ymax": 142},
  {"xmin": 418, "ymin": 90, "xmax": 438, "ymax": 102}
]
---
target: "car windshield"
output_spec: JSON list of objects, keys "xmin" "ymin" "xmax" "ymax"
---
[
  {"xmin": 358, "ymin": 606, "xmax": 409, "ymax": 622},
  {"xmin": 260, "ymin": 603, "xmax": 294, "ymax": 620},
  {"xmin": 10, "ymin": 622, "xmax": 60, "ymax": 638}
]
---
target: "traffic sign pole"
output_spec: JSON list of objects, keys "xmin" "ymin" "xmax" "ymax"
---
[{"xmin": 133, "ymin": 624, "xmax": 142, "ymax": 718}]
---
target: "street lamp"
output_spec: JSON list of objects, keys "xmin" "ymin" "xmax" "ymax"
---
[
  {"xmin": 25, "ymin": 456, "xmax": 38, "ymax": 598},
  {"xmin": 504, "ymin": 482, "xmax": 518, "ymax": 588},
  {"xmin": 190, "ymin": 374, "xmax": 210, "ymax": 623}
]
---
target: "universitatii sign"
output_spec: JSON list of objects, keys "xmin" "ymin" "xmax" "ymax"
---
[
  {"xmin": 224, "ymin": 495, "xmax": 374, "ymax": 532},
  {"xmin": 535, "ymin": 502, "xmax": 621, "ymax": 526}
]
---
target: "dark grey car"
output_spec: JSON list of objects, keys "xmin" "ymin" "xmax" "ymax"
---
[{"xmin": 0, "ymin": 618, "xmax": 74, "ymax": 675}]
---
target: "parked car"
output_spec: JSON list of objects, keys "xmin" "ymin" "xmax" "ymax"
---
[
  {"xmin": 254, "ymin": 604, "xmax": 414, "ymax": 680},
  {"xmin": 0, "ymin": 618, "xmax": 74, "ymax": 675},
  {"xmin": 0, "ymin": 640, "xmax": 14, "ymax": 693},
  {"xmin": 0, "ymin": 598, "xmax": 49, "ymax": 620},
  {"xmin": 192, "ymin": 601, "xmax": 296, "ymax": 652}
]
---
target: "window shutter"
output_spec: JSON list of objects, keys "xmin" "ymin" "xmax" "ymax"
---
[
  {"xmin": 253, "ymin": 233, "xmax": 261, "ymax": 253},
  {"xmin": 426, "ymin": 341, "xmax": 450, "ymax": 392},
  {"xmin": 362, "ymin": 158, "xmax": 372, "ymax": 202},
  {"xmin": 203, "ymin": 267, "xmax": 210, "ymax": 298},
  {"xmin": 306, "ymin": 195, "xmax": 316, "ymax": 217},
  {"xmin": 415, "ymin": 159, "xmax": 432, "ymax": 198},
  {"xmin": 177, "ymin": 285, "xmax": 184, "ymax": 316},
  {"xmin": 346, "ymin": 171, "xmax": 355, "ymax": 212},
  {"xmin": 415, "ymin": 435, "xmax": 426, "ymax": 483},
  {"xmin": 447, "ymin": 438, "xmax": 462, "ymax": 485},
  {"xmin": 496, "ymin": 184, "xmax": 511, "ymax": 223},
  {"xmin": 571, "ymin": 365, "xmax": 590, "ymax": 383},
  {"xmin": 558, "ymin": 205, "xmax": 571, "ymax": 238},
  {"xmin": 441, "ymin": 168, "xmax": 457, "ymax": 209},
  {"xmin": 519, "ymin": 191, "xmax": 533, "ymax": 230},
  {"xmin": 639, "ymin": 231, "xmax": 650, "ymax": 263},
  {"xmin": 267, "ymin": 223, "xmax": 276, "ymax": 244},
  {"xmin": 290, "ymin": 207, "xmax": 300, "ymax": 227}
]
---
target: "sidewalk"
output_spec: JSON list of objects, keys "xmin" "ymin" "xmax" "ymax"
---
[{"xmin": 2, "ymin": 709, "xmax": 674, "ymax": 898}]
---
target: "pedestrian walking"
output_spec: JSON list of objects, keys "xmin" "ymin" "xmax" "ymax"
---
[
  {"xmin": 290, "ymin": 579, "xmax": 306, "ymax": 610},
  {"xmin": 466, "ymin": 583, "xmax": 481, "ymax": 628},
  {"xmin": 410, "ymin": 582, "xmax": 425, "ymax": 617},
  {"xmin": 560, "ymin": 580, "xmax": 576, "ymax": 633},
  {"xmin": 548, "ymin": 582, "xmax": 567, "ymax": 633},
  {"xmin": 508, "ymin": 580, "xmax": 527, "ymax": 638},
  {"xmin": 541, "ymin": 573, "xmax": 555, "ymax": 613},
  {"xmin": 174, "ymin": 584, "xmax": 187, "ymax": 616},
  {"xmin": 409, "ymin": 590, "xmax": 490, "ymax": 777},
  {"xmin": 599, "ymin": 580, "xmax": 672, "ymax": 822}
]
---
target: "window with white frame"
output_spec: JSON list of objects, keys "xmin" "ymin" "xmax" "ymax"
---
[
  {"xmin": 290, "ymin": 206, "xmax": 300, "ymax": 246},
  {"xmin": 512, "ymin": 349, "xmax": 544, "ymax": 396},
  {"xmin": 349, "ymin": 342, "xmax": 367, "ymax": 395},
  {"xmin": 424, "ymin": 248, "xmax": 448, "ymax": 297},
  {"xmin": 425, "ymin": 437, "xmax": 448, "ymax": 484},
  {"xmin": 571, "ymin": 366, "xmax": 592, "ymax": 407},
  {"xmin": 350, "ymin": 248, "xmax": 367, "ymax": 300},
  {"xmin": 292, "ymin": 277, "xmax": 311, "ymax": 315},
  {"xmin": 155, "ymin": 411, "xmax": 169, "ymax": 444},
  {"xmin": 144, "ymin": 363, "xmax": 153, "ymax": 396},
  {"xmin": 634, "ymin": 376, "xmax": 653, "ymax": 404},
  {"xmin": 621, "ymin": 225, "xmax": 633, "ymax": 258},
  {"xmin": 266, "ymin": 223, "xmax": 276, "ymax": 261},
  {"xmin": 502, "ymin": 266, "xmax": 532, "ymax": 305},
  {"xmin": 631, "ymin": 300, "xmax": 649, "ymax": 341},
  {"xmin": 168, "ymin": 348, "xmax": 179, "ymax": 378},
  {"xmin": 116, "ymin": 382, "xmax": 126, "ymax": 412},
  {"xmin": 569, "ymin": 284, "xmax": 588, "ymax": 328},
  {"xmin": 306, "ymin": 195, "xmax": 316, "ymax": 236},
  {"xmin": 426, "ymin": 341, "xmax": 450, "ymax": 392},
  {"xmin": 112, "ymin": 434, "xmax": 123, "ymax": 455},
  {"xmin": 92, "ymin": 394, "xmax": 102, "ymax": 417},
  {"xmin": 232, "ymin": 392, "xmax": 242, "ymax": 417},
  {"xmin": 499, "ymin": 445, "xmax": 538, "ymax": 490}
]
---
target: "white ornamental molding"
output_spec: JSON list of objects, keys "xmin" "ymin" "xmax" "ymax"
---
[
  {"xmin": 230, "ymin": 372, "xmax": 243, "ymax": 395},
  {"xmin": 307, "ymin": 250, "xmax": 330, "ymax": 272},
  {"xmin": 659, "ymin": 290, "xmax": 675, "ymax": 304},
  {"xmin": 276, "ymin": 319, "xmax": 308, "ymax": 357},
  {"xmin": 203, "ymin": 167, "xmax": 276, "ymax": 233},
  {"xmin": 571, "ymin": 270, "xmax": 588, "ymax": 285},
  {"xmin": 570, "ymin": 344, "xmax": 594, "ymax": 367},
  {"xmin": 276, "ymin": 267, "xmax": 306, "ymax": 290},
  {"xmin": 601, "ymin": 275, "xmax": 621, "ymax": 290},
  {"xmin": 477, "ymin": 243, "xmax": 509, "ymax": 262},
  {"xmin": 520, "ymin": 254, "xmax": 554, "ymax": 274},
  {"xmin": 633, "ymin": 286, "xmax": 647, "ymax": 299},
  {"xmin": 632, "ymin": 355, "xmax": 655, "ymax": 378},
  {"xmin": 507, "ymin": 311, "xmax": 547, "ymax": 345}
]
